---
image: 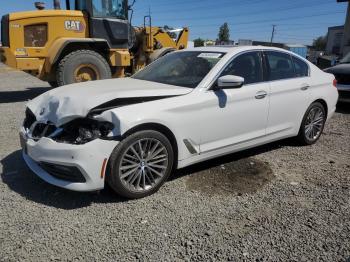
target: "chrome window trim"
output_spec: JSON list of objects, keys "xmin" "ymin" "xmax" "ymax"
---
[
  {"xmin": 263, "ymin": 50, "xmax": 311, "ymax": 82},
  {"xmin": 206, "ymin": 49, "xmax": 266, "ymax": 90},
  {"xmin": 290, "ymin": 54, "xmax": 311, "ymax": 77},
  {"xmin": 205, "ymin": 49, "xmax": 313, "ymax": 91}
]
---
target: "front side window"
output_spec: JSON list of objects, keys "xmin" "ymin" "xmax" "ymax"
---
[
  {"xmin": 265, "ymin": 51, "xmax": 295, "ymax": 81},
  {"xmin": 132, "ymin": 51, "xmax": 225, "ymax": 88},
  {"xmin": 292, "ymin": 56, "xmax": 309, "ymax": 77},
  {"xmin": 24, "ymin": 24, "xmax": 48, "ymax": 47},
  {"xmin": 92, "ymin": 0, "xmax": 127, "ymax": 19},
  {"xmin": 220, "ymin": 51, "xmax": 263, "ymax": 85},
  {"xmin": 75, "ymin": 0, "xmax": 86, "ymax": 10}
]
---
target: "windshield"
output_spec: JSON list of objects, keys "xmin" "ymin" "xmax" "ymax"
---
[
  {"xmin": 72, "ymin": 0, "xmax": 128, "ymax": 19},
  {"xmin": 92, "ymin": 0, "xmax": 127, "ymax": 19},
  {"xmin": 340, "ymin": 52, "xmax": 350, "ymax": 64},
  {"xmin": 132, "ymin": 51, "xmax": 225, "ymax": 88}
]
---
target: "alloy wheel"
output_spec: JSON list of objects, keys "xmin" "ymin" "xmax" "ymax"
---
[
  {"xmin": 119, "ymin": 138, "xmax": 169, "ymax": 192},
  {"xmin": 304, "ymin": 106, "xmax": 325, "ymax": 141}
]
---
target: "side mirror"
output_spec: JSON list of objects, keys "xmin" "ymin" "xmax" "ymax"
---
[{"xmin": 216, "ymin": 75, "xmax": 244, "ymax": 89}]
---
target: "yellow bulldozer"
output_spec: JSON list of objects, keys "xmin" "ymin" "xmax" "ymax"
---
[{"xmin": 0, "ymin": 0, "xmax": 189, "ymax": 86}]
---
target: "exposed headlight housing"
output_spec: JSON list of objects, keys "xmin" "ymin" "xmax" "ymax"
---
[
  {"xmin": 53, "ymin": 118, "xmax": 114, "ymax": 145},
  {"xmin": 24, "ymin": 24, "xmax": 48, "ymax": 47}
]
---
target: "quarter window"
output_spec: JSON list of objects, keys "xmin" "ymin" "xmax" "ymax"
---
[
  {"xmin": 265, "ymin": 51, "xmax": 295, "ymax": 81},
  {"xmin": 292, "ymin": 56, "xmax": 309, "ymax": 77},
  {"xmin": 220, "ymin": 52, "xmax": 263, "ymax": 85}
]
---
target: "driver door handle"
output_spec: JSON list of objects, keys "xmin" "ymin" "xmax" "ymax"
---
[
  {"xmin": 300, "ymin": 84, "xmax": 310, "ymax": 91},
  {"xmin": 255, "ymin": 91, "xmax": 267, "ymax": 99}
]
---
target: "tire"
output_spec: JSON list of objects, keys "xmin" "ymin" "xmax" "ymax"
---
[
  {"xmin": 56, "ymin": 49, "xmax": 111, "ymax": 86},
  {"xmin": 107, "ymin": 130, "xmax": 174, "ymax": 199},
  {"xmin": 296, "ymin": 102, "xmax": 326, "ymax": 145}
]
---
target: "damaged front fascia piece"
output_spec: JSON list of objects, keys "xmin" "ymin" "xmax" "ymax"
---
[
  {"xmin": 52, "ymin": 118, "xmax": 115, "ymax": 145},
  {"xmin": 88, "ymin": 96, "xmax": 177, "ymax": 116},
  {"xmin": 25, "ymin": 96, "xmax": 176, "ymax": 145}
]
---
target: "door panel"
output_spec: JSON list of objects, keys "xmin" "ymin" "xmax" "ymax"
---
[
  {"xmin": 264, "ymin": 51, "xmax": 311, "ymax": 136},
  {"xmin": 90, "ymin": 18, "xmax": 129, "ymax": 48},
  {"xmin": 200, "ymin": 51, "xmax": 269, "ymax": 153},
  {"xmin": 267, "ymin": 78, "xmax": 310, "ymax": 135},
  {"xmin": 89, "ymin": 0, "xmax": 129, "ymax": 48},
  {"xmin": 200, "ymin": 83, "xmax": 270, "ymax": 153}
]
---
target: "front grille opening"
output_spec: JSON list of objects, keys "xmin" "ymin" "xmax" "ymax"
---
[
  {"xmin": 31, "ymin": 123, "xmax": 56, "ymax": 138},
  {"xmin": 23, "ymin": 108, "xmax": 58, "ymax": 140},
  {"xmin": 40, "ymin": 162, "xmax": 86, "ymax": 183},
  {"xmin": 32, "ymin": 123, "xmax": 47, "ymax": 137},
  {"xmin": 23, "ymin": 108, "xmax": 36, "ymax": 129}
]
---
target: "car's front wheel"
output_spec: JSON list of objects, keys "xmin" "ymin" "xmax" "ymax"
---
[
  {"xmin": 108, "ymin": 130, "xmax": 174, "ymax": 199},
  {"xmin": 297, "ymin": 102, "xmax": 326, "ymax": 145}
]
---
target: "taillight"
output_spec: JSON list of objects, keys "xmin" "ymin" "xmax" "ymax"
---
[{"xmin": 333, "ymin": 79, "xmax": 337, "ymax": 88}]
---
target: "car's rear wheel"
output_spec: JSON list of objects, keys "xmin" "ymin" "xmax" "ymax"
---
[
  {"xmin": 108, "ymin": 130, "xmax": 174, "ymax": 199},
  {"xmin": 297, "ymin": 102, "xmax": 326, "ymax": 145}
]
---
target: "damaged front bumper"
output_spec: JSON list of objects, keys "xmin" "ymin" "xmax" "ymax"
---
[{"xmin": 20, "ymin": 128, "xmax": 119, "ymax": 192}]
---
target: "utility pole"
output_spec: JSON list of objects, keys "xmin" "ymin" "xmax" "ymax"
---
[{"xmin": 270, "ymin": 25, "xmax": 276, "ymax": 45}]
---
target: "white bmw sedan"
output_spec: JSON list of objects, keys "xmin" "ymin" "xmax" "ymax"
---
[{"xmin": 20, "ymin": 46, "xmax": 338, "ymax": 199}]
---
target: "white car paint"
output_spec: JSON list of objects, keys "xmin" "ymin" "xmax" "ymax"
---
[
  {"xmin": 20, "ymin": 46, "xmax": 338, "ymax": 192},
  {"xmin": 27, "ymin": 78, "xmax": 192, "ymax": 126}
]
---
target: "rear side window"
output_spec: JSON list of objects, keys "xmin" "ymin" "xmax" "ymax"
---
[
  {"xmin": 265, "ymin": 51, "xmax": 295, "ymax": 81},
  {"xmin": 220, "ymin": 51, "xmax": 263, "ymax": 85},
  {"xmin": 292, "ymin": 56, "xmax": 309, "ymax": 77}
]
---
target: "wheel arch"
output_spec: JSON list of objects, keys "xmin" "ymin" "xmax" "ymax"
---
[
  {"xmin": 47, "ymin": 38, "xmax": 111, "ymax": 68},
  {"xmin": 312, "ymin": 98, "xmax": 328, "ymax": 119},
  {"xmin": 121, "ymin": 122, "xmax": 179, "ymax": 169}
]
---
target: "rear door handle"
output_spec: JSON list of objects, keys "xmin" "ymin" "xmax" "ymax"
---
[
  {"xmin": 255, "ymin": 91, "xmax": 267, "ymax": 99},
  {"xmin": 300, "ymin": 84, "xmax": 310, "ymax": 91}
]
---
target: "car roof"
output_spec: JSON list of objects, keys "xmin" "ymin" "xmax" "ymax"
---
[{"xmin": 184, "ymin": 45, "xmax": 290, "ymax": 55}]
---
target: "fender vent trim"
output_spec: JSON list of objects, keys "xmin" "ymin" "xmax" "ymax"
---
[{"xmin": 183, "ymin": 139, "xmax": 198, "ymax": 154}]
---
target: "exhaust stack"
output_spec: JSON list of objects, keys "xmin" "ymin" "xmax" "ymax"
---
[
  {"xmin": 34, "ymin": 2, "xmax": 45, "ymax": 10},
  {"xmin": 53, "ymin": 0, "xmax": 61, "ymax": 9}
]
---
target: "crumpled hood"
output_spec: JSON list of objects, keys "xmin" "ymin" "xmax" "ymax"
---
[
  {"xmin": 27, "ymin": 78, "xmax": 191, "ymax": 126},
  {"xmin": 324, "ymin": 63, "xmax": 350, "ymax": 75}
]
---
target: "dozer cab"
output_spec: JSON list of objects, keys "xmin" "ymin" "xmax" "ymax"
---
[{"xmin": 0, "ymin": 0, "xmax": 189, "ymax": 86}]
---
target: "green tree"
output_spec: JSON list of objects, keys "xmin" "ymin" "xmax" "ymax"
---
[
  {"xmin": 194, "ymin": 38, "xmax": 205, "ymax": 47},
  {"xmin": 218, "ymin": 23, "xmax": 230, "ymax": 42},
  {"xmin": 313, "ymin": 36, "xmax": 327, "ymax": 51}
]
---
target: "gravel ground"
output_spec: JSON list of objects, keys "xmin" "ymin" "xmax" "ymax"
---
[{"xmin": 0, "ymin": 63, "xmax": 349, "ymax": 261}]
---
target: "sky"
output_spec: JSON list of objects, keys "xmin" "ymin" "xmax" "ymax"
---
[{"xmin": 0, "ymin": 0, "xmax": 348, "ymax": 45}]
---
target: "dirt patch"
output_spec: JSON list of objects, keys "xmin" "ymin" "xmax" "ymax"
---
[{"xmin": 186, "ymin": 157, "xmax": 274, "ymax": 196}]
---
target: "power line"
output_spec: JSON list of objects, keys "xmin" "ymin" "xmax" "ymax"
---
[
  {"xmin": 193, "ymin": 22, "xmax": 343, "ymax": 34},
  {"xmin": 135, "ymin": 0, "xmax": 267, "ymax": 15},
  {"xmin": 145, "ymin": 0, "xmax": 334, "ymax": 22},
  {"xmin": 185, "ymin": 11, "xmax": 345, "ymax": 28},
  {"xmin": 136, "ymin": 0, "xmax": 261, "ymax": 8}
]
